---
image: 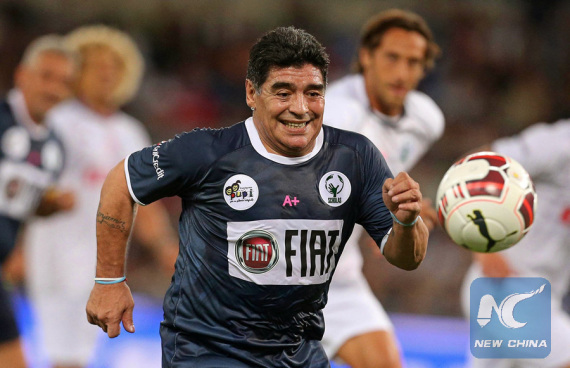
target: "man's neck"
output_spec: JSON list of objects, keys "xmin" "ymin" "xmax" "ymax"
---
[
  {"xmin": 28, "ymin": 113, "xmax": 44, "ymax": 125},
  {"xmin": 21, "ymin": 98, "xmax": 44, "ymax": 125},
  {"xmin": 79, "ymin": 96, "xmax": 117, "ymax": 117},
  {"xmin": 369, "ymin": 94, "xmax": 402, "ymax": 117},
  {"xmin": 364, "ymin": 82, "xmax": 402, "ymax": 117}
]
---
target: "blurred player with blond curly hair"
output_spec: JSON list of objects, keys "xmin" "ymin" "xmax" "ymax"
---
[{"xmin": 24, "ymin": 25, "xmax": 178, "ymax": 368}]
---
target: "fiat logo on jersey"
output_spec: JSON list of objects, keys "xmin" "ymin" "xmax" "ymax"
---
[{"xmin": 235, "ymin": 230, "xmax": 279, "ymax": 274}]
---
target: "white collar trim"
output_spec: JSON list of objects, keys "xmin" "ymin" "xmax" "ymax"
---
[
  {"xmin": 7, "ymin": 89, "xmax": 50, "ymax": 139},
  {"xmin": 245, "ymin": 117, "xmax": 324, "ymax": 165}
]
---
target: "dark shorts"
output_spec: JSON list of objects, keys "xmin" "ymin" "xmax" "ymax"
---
[
  {"xmin": 0, "ymin": 273, "xmax": 19, "ymax": 343},
  {"xmin": 160, "ymin": 323, "xmax": 330, "ymax": 368},
  {"xmin": 0, "ymin": 216, "xmax": 20, "ymax": 264}
]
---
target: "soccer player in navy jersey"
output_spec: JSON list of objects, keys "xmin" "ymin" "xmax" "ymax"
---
[
  {"xmin": 0, "ymin": 35, "xmax": 77, "ymax": 368},
  {"xmin": 86, "ymin": 26, "xmax": 429, "ymax": 367}
]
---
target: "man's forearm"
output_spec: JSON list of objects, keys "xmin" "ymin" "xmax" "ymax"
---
[
  {"xmin": 95, "ymin": 161, "xmax": 136, "ymax": 278},
  {"xmin": 382, "ymin": 219, "xmax": 428, "ymax": 270}
]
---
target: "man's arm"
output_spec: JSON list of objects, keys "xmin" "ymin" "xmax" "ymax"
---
[
  {"xmin": 86, "ymin": 159, "xmax": 137, "ymax": 338},
  {"xmin": 381, "ymin": 172, "xmax": 429, "ymax": 270},
  {"xmin": 473, "ymin": 249, "xmax": 515, "ymax": 278},
  {"xmin": 35, "ymin": 187, "xmax": 75, "ymax": 216}
]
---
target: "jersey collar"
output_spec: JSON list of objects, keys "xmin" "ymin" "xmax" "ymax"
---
[
  {"xmin": 7, "ymin": 88, "xmax": 50, "ymax": 140},
  {"xmin": 245, "ymin": 117, "xmax": 324, "ymax": 165}
]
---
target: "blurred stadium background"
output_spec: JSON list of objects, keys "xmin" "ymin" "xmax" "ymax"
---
[{"xmin": 1, "ymin": 0, "xmax": 569, "ymax": 367}]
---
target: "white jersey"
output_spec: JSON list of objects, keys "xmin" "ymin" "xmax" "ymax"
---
[
  {"xmin": 23, "ymin": 99, "xmax": 151, "ymax": 365},
  {"xmin": 325, "ymin": 74, "xmax": 444, "ymax": 174},
  {"xmin": 324, "ymin": 74, "xmax": 444, "ymax": 281},
  {"xmin": 321, "ymin": 74, "xmax": 444, "ymax": 357},
  {"xmin": 461, "ymin": 120, "xmax": 570, "ymax": 368},
  {"xmin": 491, "ymin": 119, "xmax": 570, "ymax": 299}
]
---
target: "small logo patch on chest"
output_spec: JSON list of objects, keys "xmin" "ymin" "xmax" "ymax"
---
[
  {"xmin": 223, "ymin": 174, "xmax": 259, "ymax": 210},
  {"xmin": 319, "ymin": 171, "xmax": 351, "ymax": 207}
]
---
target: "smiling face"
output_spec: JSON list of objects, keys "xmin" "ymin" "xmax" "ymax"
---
[
  {"xmin": 246, "ymin": 63, "xmax": 325, "ymax": 157},
  {"xmin": 360, "ymin": 27, "xmax": 427, "ymax": 116}
]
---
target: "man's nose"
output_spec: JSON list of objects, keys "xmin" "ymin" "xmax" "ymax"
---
[
  {"xmin": 393, "ymin": 60, "xmax": 412, "ymax": 81},
  {"xmin": 289, "ymin": 93, "xmax": 309, "ymax": 116}
]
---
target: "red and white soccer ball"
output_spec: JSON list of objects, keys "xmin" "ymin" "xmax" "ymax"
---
[{"xmin": 435, "ymin": 152, "xmax": 537, "ymax": 253}]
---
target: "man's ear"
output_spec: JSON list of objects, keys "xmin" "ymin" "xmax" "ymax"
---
[
  {"xmin": 13, "ymin": 66, "xmax": 26, "ymax": 89},
  {"xmin": 358, "ymin": 48, "xmax": 372, "ymax": 72},
  {"xmin": 245, "ymin": 79, "xmax": 256, "ymax": 110}
]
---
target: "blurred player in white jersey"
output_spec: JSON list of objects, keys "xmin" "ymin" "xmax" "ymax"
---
[
  {"xmin": 323, "ymin": 9, "xmax": 443, "ymax": 368},
  {"xmin": 0, "ymin": 34, "xmax": 77, "ymax": 368},
  {"xmin": 24, "ymin": 25, "xmax": 178, "ymax": 368},
  {"xmin": 460, "ymin": 119, "xmax": 570, "ymax": 368}
]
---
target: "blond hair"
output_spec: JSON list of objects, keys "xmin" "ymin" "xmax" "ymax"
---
[{"xmin": 66, "ymin": 25, "xmax": 144, "ymax": 106}]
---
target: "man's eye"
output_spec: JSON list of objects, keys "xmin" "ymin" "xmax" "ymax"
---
[{"xmin": 409, "ymin": 59, "xmax": 423, "ymax": 68}]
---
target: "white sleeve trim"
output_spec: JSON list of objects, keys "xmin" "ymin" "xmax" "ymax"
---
[
  {"xmin": 380, "ymin": 227, "xmax": 392, "ymax": 255},
  {"xmin": 124, "ymin": 154, "xmax": 146, "ymax": 206}
]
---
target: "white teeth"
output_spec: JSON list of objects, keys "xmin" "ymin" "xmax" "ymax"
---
[{"xmin": 285, "ymin": 122, "xmax": 306, "ymax": 128}]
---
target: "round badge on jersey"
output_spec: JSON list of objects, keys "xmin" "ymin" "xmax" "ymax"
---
[
  {"xmin": 1, "ymin": 126, "xmax": 30, "ymax": 160},
  {"xmin": 223, "ymin": 174, "xmax": 259, "ymax": 210},
  {"xmin": 235, "ymin": 230, "xmax": 279, "ymax": 274},
  {"xmin": 319, "ymin": 171, "xmax": 351, "ymax": 207}
]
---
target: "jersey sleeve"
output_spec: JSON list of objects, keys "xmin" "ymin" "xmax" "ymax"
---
[
  {"xmin": 125, "ymin": 131, "xmax": 207, "ymax": 205},
  {"xmin": 356, "ymin": 138, "xmax": 394, "ymax": 244},
  {"xmin": 46, "ymin": 107, "xmax": 80, "ymax": 183},
  {"xmin": 50, "ymin": 133, "xmax": 67, "ymax": 180},
  {"xmin": 492, "ymin": 120, "xmax": 570, "ymax": 178}
]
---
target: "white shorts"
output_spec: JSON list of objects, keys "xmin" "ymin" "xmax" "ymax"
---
[
  {"xmin": 31, "ymin": 294, "xmax": 101, "ymax": 365},
  {"xmin": 461, "ymin": 264, "xmax": 570, "ymax": 368},
  {"xmin": 322, "ymin": 272, "xmax": 393, "ymax": 358},
  {"xmin": 24, "ymin": 216, "xmax": 100, "ymax": 365},
  {"xmin": 322, "ymin": 230, "xmax": 393, "ymax": 358}
]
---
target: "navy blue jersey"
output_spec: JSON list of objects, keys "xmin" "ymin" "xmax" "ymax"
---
[
  {"xmin": 126, "ymin": 118, "xmax": 393, "ymax": 367},
  {"xmin": 0, "ymin": 91, "xmax": 65, "ymax": 343},
  {"xmin": 0, "ymin": 94, "xmax": 65, "ymax": 263}
]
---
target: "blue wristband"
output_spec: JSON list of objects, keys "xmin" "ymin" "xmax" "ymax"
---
[
  {"xmin": 390, "ymin": 211, "xmax": 421, "ymax": 227},
  {"xmin": 94, "ymin": 276, "xmax": 126, "ymax": 285}
]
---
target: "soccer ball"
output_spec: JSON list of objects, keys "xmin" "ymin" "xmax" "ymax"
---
[{"xmin": 435, "ymin": 152, "xmax": 537, "ymax": 253}]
